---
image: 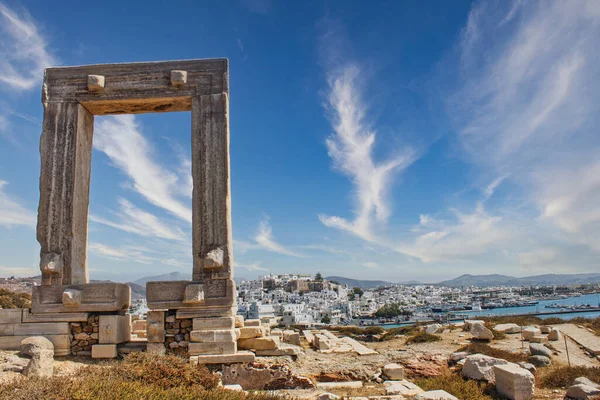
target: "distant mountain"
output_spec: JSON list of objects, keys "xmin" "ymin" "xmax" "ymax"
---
[
  {"xmin": 437, "ymin": 274, "xmax": 515, "ymax": 287},
  {"xmin": 436, "ymin": 273, "xmax": 600, "ymax": 287},
  {"xmin": 134, "ymin": 271, "xmax": 191, "ymax": 286},
  {"xmin": 511, "ymin": 273, "xmax": 600, "ymax": 286},
  {"xmin": 326, "ymin": 276, "xmax": 395, "ymax": 289}
]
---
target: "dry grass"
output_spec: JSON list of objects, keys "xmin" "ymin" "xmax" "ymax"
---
[
  {"xmin": 0, "ymin": 288, "xmax": 31, "ymax": 309},
  {"xmin": 457, "ymin": 342, "xmax": 529, "ymax": 363},
  {"xmin": 0, "ymin": 353, "xmax": 286, "ymax": 400},
  {"xmin": 538, "ymin": 365, "xmax": 600, "ymax": 389},
  {"xmin": 415, "ymin": 372, "xmax": 494, "ymax": 400},
  {"xmin": 405, "ymin": 332, "xmax": 442, "ymax": 345}
]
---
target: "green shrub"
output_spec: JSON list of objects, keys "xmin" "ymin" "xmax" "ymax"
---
[
  {"xmin": 457, "ymin": 342, "xmax": 528, "ymax": 363},
  {"xmin": 405, "ymin": 332, "xmax": 441, "ymax": 344},
  {"xmin": 415, "ymin": 373, "xmax": 493, "ymax": 400}
]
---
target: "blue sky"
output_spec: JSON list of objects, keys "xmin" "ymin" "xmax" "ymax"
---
[{"xmin": 1, "ymin": 0, "xmax": 599, "ymax": 282}]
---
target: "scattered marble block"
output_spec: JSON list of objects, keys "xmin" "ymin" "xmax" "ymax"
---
[
  {"xmin": 244, "ymin": 319, "xmax": 261, "ymax": 327},
  {"xmin": 494, "ymin": 323, "xmax": 521, "ymax": 334},
  {"xmin": 522, "ymin": 327, "xmax": 541, "ymax": 341},
  {"xmin": 237, "ymin": 337, "xmax": 277, "ymax": 350},
  {"xmin": 548, "ymin": 328, "xmax": 561, "ymax": 341},
  {"xmin": 316, "ymin": 381, "xmax": 363, "ymax": 389},
  {"xmin": 92, "ymin": 344, "xmax": 117, "ymax": 359},
  {"xmin": 470, "ymin": 322, "xmax": 494, "ymax": 340},
  {"xmin": 530, "ymin": 335, "xmax": 548, "ymax": 344},
  {"xmin": 383, "ymin": 363, "xmax": 405, "ymax": 380},
  {"xmin": 254, "ymin": 344, "xmax": 300, "ymax": 356},
  {"xmin": 528, "ymin": 355, "xmax": 551, "ymax": 367},
  {"xmin": 415, "ymin": 390, "xmax": 459, "ymax": 400},
  {"xmin": 493, "ymin": 364, "xmax": 535, "ymax": 400},
  {"xmin": 238, "ymin": 326, "xmax": 265, "ymax": 339},
  {"xmin": 384, "ymin": 380, "xmax": 424, "ymax": 396}
]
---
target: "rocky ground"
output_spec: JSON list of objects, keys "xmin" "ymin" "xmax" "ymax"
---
[{"xmin": 2, "ymin": 321, "xmax": 600, "ymax": 399}]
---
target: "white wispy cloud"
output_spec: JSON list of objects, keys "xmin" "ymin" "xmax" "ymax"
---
[
  {"xmin": 94, "ymin": 115, "xmax": 192, "ymax": 223},
  {"xmin": 0, "ymin": 3, "xmax": 56, "ymax": 90},
  {"xmin": 398, "ymin": 203, "xmax": 513, "ymax": 263},
  {"xmin": 451, "ymin": 0, "xmax": 600, "ymax": 256},
  {"xmin": 0, "ymin": 265, "xmax": 36, "ymax": 277},
  {"xmin": 319, "ymin": 64, "xmax": 416, "ymax": 241},
  {"xmin": 90, "ymin": 198, "xmax": 185, "ymax": 241},
  {"xmin": 235, "ymin": 216, "xmax": 303, "ymax": 257},
  {"xmin": 89, "ymin": 243, "xmax": 156, "ymax": 264},
  {"xmin": 0, "ymin": 180, "xmax": 35, "ymax": 228},
  {"xmin": 254, "ymin": 217, "xmax": 302, "ymax": 257},
  {"xmin": 235, "ymin": 261, "xmax": 267, "ymax": 272}
]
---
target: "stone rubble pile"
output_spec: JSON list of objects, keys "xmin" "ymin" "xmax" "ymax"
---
[
  {"xmin": 303, "ymin": 329, "xmax": 378, "ymax": 355},
  {"xmin": 70, "ymin": 315, "xmax": 99, "ymax": 356}
]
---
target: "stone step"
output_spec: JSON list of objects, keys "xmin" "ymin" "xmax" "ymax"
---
[
  {"xmin": 190, "ymin": 350, "xmax": 255, "ymax": 365},
  {"xmin": 0, "ymin": 322, "xmax": 70, "ymax": 336}
]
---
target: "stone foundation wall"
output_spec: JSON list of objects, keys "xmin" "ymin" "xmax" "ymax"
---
[
  {"xmin": 70, "ymin": 314, "xmax": 99, "ymax": 356},
  {"xmin": 164, "ymin": 311, "xmax": 191, "ymax": 356}
]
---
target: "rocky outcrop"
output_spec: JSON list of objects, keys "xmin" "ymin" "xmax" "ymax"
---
[
  {"xmin": 528, "ymin": 355, "xmax": 551, "ymax": 367},
  {"xmin": 494, "ymin": 323, "xmax": 521, "ymax": 334},
  {"xmin": 548, "ymin": 328, "xmax": 561, "ymax": 341},
  {"xmin": 529, "ymin": 343, "xmax": 552, "ymax": 358},
  {"xmin": 462, "ymin": 354, "xmax": 508, "ymax": 381},
  {"xmin": 222, "ymin": 362, "xmax": 314, "ymax": 390},
  {"xmin": 20, "ymin": 336, "xmax": 54, "ymax": 377},
  {"xmin": 470, "ymin": 323, "xmax": 494, "ymax": 341},
  {"xmin": 426, "ymin": 324, "xmax": 443, "ymax": 335},
  {"xmin": 565, "ymin": 383, "xmax": 600, "ymax": 399}
]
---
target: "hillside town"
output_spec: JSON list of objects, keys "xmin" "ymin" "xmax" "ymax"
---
[{"xmin": 233, "ymin": 273, "xmax": 600, "ymax": 327}]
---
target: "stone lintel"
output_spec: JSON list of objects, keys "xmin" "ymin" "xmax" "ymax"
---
[
  {"xmin": 43, "ymin": 59, "xmax": 228, "ymax": 115},
  {"xmin": 32, "ymin": 283, "xmax": 130, "ymax": 313}
]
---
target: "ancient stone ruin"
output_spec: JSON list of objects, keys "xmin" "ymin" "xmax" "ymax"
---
[{"xmin": 0, "ymin": 59, "xmax": 254, "ymax": 363}]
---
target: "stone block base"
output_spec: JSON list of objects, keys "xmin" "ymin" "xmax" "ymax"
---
[
  {"xmin": 99, "ymin": 314, "xmax": 131, "ymax": 344},
  {"xmin": 92, "ymin": 344, "xmax": 117, "ymax": 359},
  {"xmin": 32, "ymin": 283, "xmax": 130, "ymax": 313},
  {"xmin": 146, "ymin": 280, "xmax": 234, "ymax": 310},
  {"xmin": 188, "ymin": 341, "xmax": 237, "ymax": 355},
  {"xmin": 0, "ymin": 334, "xmax": 71, "ymax": 356},
  {"xmin": 190, "ymin": 350, "xmax": 255, "ymax": 365}
]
